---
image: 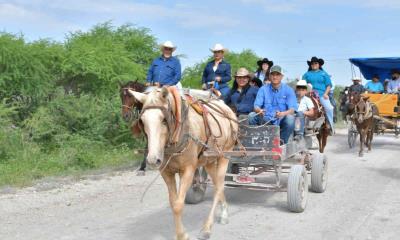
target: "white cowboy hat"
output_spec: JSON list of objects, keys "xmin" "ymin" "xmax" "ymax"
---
[
  {"xmin": 296, "ymin": 79, "xmax": 308, "ymax": 87},
  {"xmin": 160, "ymin": 41, "xmax": 177, "ymax": 51},
  {"xmin": 296, "ymin": 79, "xmax": 312, "ymax": 91},
  {"xmin": 210, "ymin": 43, "xmax": 228, "ymax": 53},
  {"xmin": 352, "ymin": 76, "xmax": 362, "ymax": 81}
]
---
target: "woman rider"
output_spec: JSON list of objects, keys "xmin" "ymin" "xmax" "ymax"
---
[
  {"xmin": 254, "ymin": 58, "xmax": 273, "ymax": 85},
  {"xmin": 302, "ymin": 56, "xmax": 334, "ymax": 134},
  {"xmin": 202, "ymin": 43, "xmax": 231, "ymax": 100},
  {"xmin": 225, "ymin": 67, "xmax": 260, "ymax": 115}
]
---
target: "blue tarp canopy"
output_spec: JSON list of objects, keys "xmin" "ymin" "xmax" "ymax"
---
[{"xmin": 349, "ymin": 57, "xmax": 400, "ymax": 83}]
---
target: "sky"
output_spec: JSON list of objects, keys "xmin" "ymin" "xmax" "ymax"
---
[{"xmin": 1, "ymin": 0, "xmax": 400, "ymax": 86}]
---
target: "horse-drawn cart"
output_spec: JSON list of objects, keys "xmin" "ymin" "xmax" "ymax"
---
[
  {"xmin": 348, "ymin": 58, "xmax": 400, "ymax": 139},
  {"xmin": 186, "ymin": 123, "xmax": 328, "ymax": 213}
]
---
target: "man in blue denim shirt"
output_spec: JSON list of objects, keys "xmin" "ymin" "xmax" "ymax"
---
[
  {"xmin": 202, "ymin": 44, "xmax": 231, "ymax": 99},
  {"xmin": 146, "ymin": 41, "xmax": 181, "ymax": 87},
  {"xmin": 248, "ymin": 65, "xmax": 298, "ymax": 143}
]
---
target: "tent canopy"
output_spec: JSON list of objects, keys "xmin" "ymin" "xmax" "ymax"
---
[{"xmin": 349, "ymin": 57, "xmax": 400, "ymax": 83}]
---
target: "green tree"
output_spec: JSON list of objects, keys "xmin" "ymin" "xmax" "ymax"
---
[{"xmin": 61, "ymin": 22, "xmax": 159, "ymax": 97}]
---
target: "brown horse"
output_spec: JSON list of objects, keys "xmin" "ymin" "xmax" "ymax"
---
[
  {"xmin": 120, "ymin": 81, "xmax": 147, "ymax": 174},
  {"xmin": 351, "ymin": 92, "xmax": 379, "ymax": 157},
  {"xmin": 308, "ymin": 91, "xmax": 330, "ymax": 153},
  {"xmin": 128, "ymin": 87, "xmax": 238, "ymax": 240}
]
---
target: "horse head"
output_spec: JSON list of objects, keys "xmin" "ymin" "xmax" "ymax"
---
[
  {"xmin": 128, "ymin": 87, "xmax": 175, "ymax": 168},
  {"xmin": 120, "ymin": 81, "xmax": 146, "ymax": 122},
  {"xmin": 354, "ymin": 96, "xmax": 371, "ymax": 124}
]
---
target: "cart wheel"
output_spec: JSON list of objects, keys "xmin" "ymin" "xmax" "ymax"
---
[
  {"xmin": 311, "ymin": 153, "xmax": 328, "ymax": 193},
  {"xmin": 348, "ymin": 128, "xmax": 357, "ymax": 149},
  {"xmin": 287, "ymin": 165, "xmax": 308, "ymax": 213},
  {"xmin": 185, "ymin": 167, "xmax": 208, "ymax": 204}
]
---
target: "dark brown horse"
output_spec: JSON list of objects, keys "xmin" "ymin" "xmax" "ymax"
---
[
  {"xmin": 350, "ymin": 92, "xmax": 379, "ymax": 157},
  {"xmin": 308, "ymin": 91, "xmax": 330, "ymax": 153},
  {"xmin": 120, "ymin": 81, "xmax": 147, "ymax": 174}
]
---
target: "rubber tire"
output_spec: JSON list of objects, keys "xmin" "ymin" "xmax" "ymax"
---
[
  {"xmin": 287, "ymin": 165, "xmax": 308, "ymax": 213},
  {"xmin": 185, "ymin": 167, "xmax": 207, "ymax": 204},
  {"xmin": 311, "ymin": 153, "xmax": 328, "ymax": 193}
]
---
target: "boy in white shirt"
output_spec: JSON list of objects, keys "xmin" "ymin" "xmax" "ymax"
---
[{"xmin": 295, "ymin": 80, "xmax": 315, "ymax": 140}]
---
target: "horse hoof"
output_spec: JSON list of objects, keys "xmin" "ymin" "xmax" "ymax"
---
[
  {"xmin": 217, "ymin": 216, "xmax": 229, "ymax": 225},
  {"xmin": 136, "ymin": 170, "xmax": 145, "ymax": 176},
  {"xmin": 176, "ymin": 233, "xmax": 190, "ymax": 240},
  {"xmin": 359, "ymin": 153, "xmax": 363, "ymax": 157},
  {"xmin": 197, "ymin": 231, "xmax": 211, "ymax": 240}
]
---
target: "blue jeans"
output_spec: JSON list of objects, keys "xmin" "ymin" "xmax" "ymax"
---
[
  {"xmin": 319, "ymin": 97, "xmax": 334, "ymax": 131},
  {"xmin": 295, "ymin": 111, "xmax": 305, "ymax": 136},
  {"xmin": 248, "ymin": 112, "xmax": 295, "ymax": 144}
]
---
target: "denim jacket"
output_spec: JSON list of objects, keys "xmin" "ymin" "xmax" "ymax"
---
[{"xmin": 202, "ymin": 60, "xmax": 231, "ymax": 87}]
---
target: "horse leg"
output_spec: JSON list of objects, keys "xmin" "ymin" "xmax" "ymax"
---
[
  {"xmin": 317, "ymin": 133, "xmax": 323, "ymax": 153},
  {"xmin": 359, "ymin": 129, "xmax": 365, "ymax": 157},
  {"xmin": 137, "ymin": 150, "xmax": 147, "ymax": 176},
  {"xmin": 166, "ymin": 167, "xmax": 195, "ymax": 240},
  {"xmin": 367, "ymin": 128, "xmax": 373, "ymax": 151},
  {"xmin": 321, "ymin": 127, "xmax": 329, "ymax": 153},
  {"xmin": 199, "ymin": 157, "xmax": 229, "ymax": 240},
  {"xmin": 160, "ymin": 171, "xmax": 182, "ymax": 239}
]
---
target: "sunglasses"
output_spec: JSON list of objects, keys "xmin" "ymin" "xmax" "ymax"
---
[
  {"xmin": 213, "ymin": 50, "xmax": 224, "ymax": 54},
  {"xmin": 164, "ymin": 47, "xmax": 173, "ymax": 51}
]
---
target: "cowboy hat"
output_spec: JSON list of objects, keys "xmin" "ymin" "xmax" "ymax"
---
[
  {"xmin": 160, "ymin": 41, "xmax": 177, "ymax": 51},
  {"xmin": 296, "ymin": 79, "xmax": 311, "ymax": 91},
  {"xmin": 210, "ymin": 43, "xmax": 228, "ymax": 53},
  {"xmin": 235, "ymin": 67, "xmax": 251, "ymax": 77},
  {"xmin": 352, "ymin": 76, "xmax": 362, "ymax": 81},
  {"xmin": 257, "ymin": 58, "xmax": 274, "ymax": 67},
  {"xmin": 307, "ymin": 56, "xmax": 324, "ymax": 66},
  {"xmin": 251, "ymin": 77, "xmax": 263, "ymax": 88}
]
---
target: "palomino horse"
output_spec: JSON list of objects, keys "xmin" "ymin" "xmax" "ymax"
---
[
  {"xmin": 128, "ymin": 87, "xmax": 238, "ymax": 240},
  {"xmin": 120, "ymin": 81, "xmax": 147, "ymax": 174},
  {"xmin": 351, "ymin": 92, "xmax": 379, "ymax": 157},
  {"xmin": 308, "ymin": 91, "xmax": 330, "ymax": 153}
]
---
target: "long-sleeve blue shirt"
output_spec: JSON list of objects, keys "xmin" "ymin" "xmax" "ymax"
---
[
  {"xmin": 302, "ymin": 69, "xmax": 332, "ymax": 97},
  {"xmin": 146, "ymin": 56, "xmax": 181, "ymax": 86},
  {"xmin": 254, "ymin": 83, "xmax": 298, "ymax": 124},
  {"xmin": 225, "ymin": 86, "xmax": 259, "ymax": 114},
  {"xmin": 202, "ymin": 60, "xmax": 231, "ymax": 86}
]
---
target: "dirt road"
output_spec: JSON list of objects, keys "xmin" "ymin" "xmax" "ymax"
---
[{"xmin": 1, "ymin": 131, "xmax": 400, "ymax": 240}]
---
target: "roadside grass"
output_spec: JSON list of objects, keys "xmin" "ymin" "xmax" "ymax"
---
[{"xmin": 0, "ymin": 142, "xmax": 141, "ymax": 187}]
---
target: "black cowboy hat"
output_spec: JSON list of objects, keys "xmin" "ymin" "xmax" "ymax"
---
[
  {"xmin": 307, "ymin": 56, "xmax": 325, "ymax": 66},
  {"xmin": 257, "ymin": 58, "xmax": 274, "ymax": 67},
  {"xmin": 391, "ymin": 69, "xmax": 400, "ymax": 74},
  {"xmin": 251, "ymin": 77, "xmax": 263, "ymax": 88}
]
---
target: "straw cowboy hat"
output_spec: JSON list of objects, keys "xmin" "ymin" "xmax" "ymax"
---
[
  {"xmin": 307, "ymin": 56, "xmax": 325, "ymax": 66},
  {"xmin": 160, "ymin": 41, "xmax": 177, "ymax": 51},
  {"xmin": 210, "ymin": 43, "xmax": 228, "ymax": 53},
  {"xmin": 235, "ymin": 67, "xmax": 251, "ymax": 77}
]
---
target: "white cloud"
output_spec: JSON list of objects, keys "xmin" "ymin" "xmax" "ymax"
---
[
  {"xmin": 238, "ymin": 0, "xmax": 300, "ymax": 13},
  {"xmin": 4, "ymin": 0, "xmax": 241, "ymax": 30},
  {"xmin": 0, "ymin": 2, "xmax": 81, "ymax": 33}
]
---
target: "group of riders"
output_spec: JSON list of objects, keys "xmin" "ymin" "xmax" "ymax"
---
[{"xmin": 146, "ymin": 41, "xmax": 400, "ymax": 143}]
